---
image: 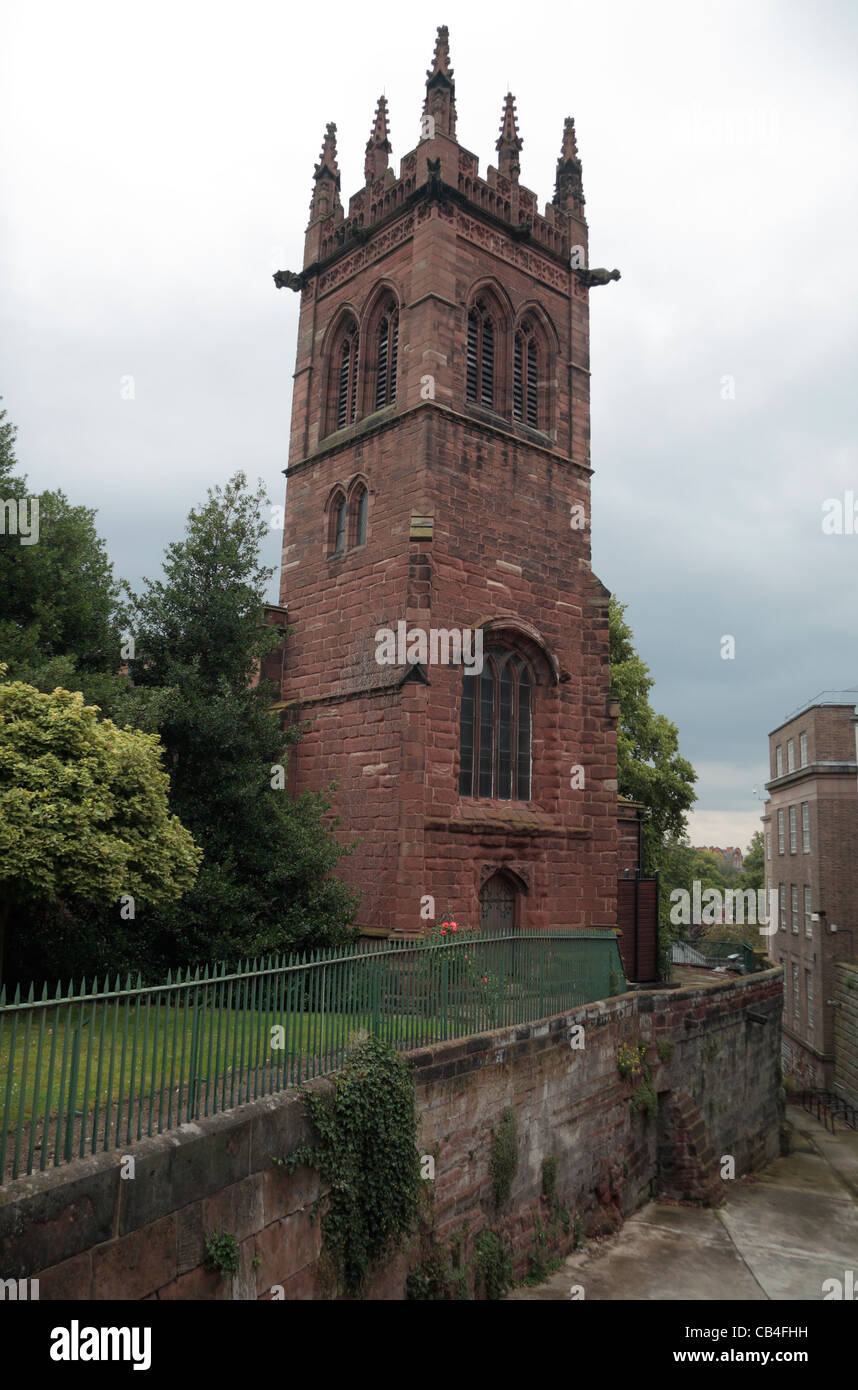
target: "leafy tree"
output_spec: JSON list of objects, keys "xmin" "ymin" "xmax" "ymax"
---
[
  {"xmin": 609, "ymin": 597, "xmax": 697, "ymax": 874},
  {"xmin": 125, "ymin": 472, "xmax": 359, "ymax": 970},
  {"xmin": 0, "ymin": 674, "xmax": 201, "ymax": 984},
  {"xmin": 741, "ymin": 829, "xmax": 764, "ymax": 891},
  {"xmin": 0, "ymin": 404, "xmax": 127, "ymax": 700},
  {"xmin": 656, "ymin": 837, "xmax": 729, "ymax": 937}
]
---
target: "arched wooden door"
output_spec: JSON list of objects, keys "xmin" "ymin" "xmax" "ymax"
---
[{"xmin": 479, "ymin": 873, "xmax": 518, "ymax": 934}]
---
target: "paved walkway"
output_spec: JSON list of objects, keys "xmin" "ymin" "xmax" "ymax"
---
[{"xmin": 507, "ymin": 1108, "xmax": 858, "ymax": 1300}]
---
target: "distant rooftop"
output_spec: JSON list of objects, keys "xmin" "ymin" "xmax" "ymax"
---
[{"xmin": 782, "ymin": 690, "xmax": 858, "ymax": 722}]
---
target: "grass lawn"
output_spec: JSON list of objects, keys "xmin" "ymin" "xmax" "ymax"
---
[{"xmin": 0, "ymin": 999, "xmax": 483, "ymax": 1135}]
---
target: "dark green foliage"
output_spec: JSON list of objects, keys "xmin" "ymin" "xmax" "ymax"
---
[
  {"xmin": 541, "ymin": 1153, "xmax": 558, "ymax": 1202},
  {"xmin": 539, "ymin": 1153, "xmax": 572, "ymax": 1249},
  {"xmin": 525, "ymin": 1215, "xmax": 562, "ymax": 1283},
  {"xmin": 490, "ymin": 1106, "xmax": 518, "ymax": 1209},
  {"xmin": 122, "ymin": 471, "xmax": 360, "ymax": 972},
  {"xmin": 405, "ymin": 1245, "xmax": 469, "ymax": 1301},
  {"xmin": 610, "ymin": 596, "xmax": 697, "ymax": 877},
  {"xmin": 204, "ymin": 1229, "xmax": 239, "ymax": 1276},
  {"xmin": 473, "ymin": 1229, "xmax": 513, "ymax": 1300},
  {"xmin": 277, "ymin": 1034, "xmax": 421, "ymax": 1298},
  {"xmin": 741, "ymin": 830, "xmax": 764, "ymax": 890},
  {"xmin": 4, "ymin": 461, "xmax": 360, "ymax": 985},
  {"xmin": 0, "ymin": 405, "xmax": 126, "ymax": 690}
]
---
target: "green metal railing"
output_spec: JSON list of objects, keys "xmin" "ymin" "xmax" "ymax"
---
[
  {"xmin": 671, "ymin": 938, "xmax": 764, "ymax": 974},
  {"xmin": 0, "ymin": 929, "xmax": 625, "ymax": 1183}
]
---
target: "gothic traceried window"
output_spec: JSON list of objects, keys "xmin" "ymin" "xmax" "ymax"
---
[
  {"xmin": 375, "ymin": 306, "xmax": 399, "ymax": 409},
  {"xmin": 459, "ymin": 646, "xmax": 532, "ymax": 800},
  {"xmin": 513, "ymin": 320, "xmax": 539, "ymax": 428},
  {"xmin": 466, "ymin": 301, "xmax": 495, "ymax": 409}
]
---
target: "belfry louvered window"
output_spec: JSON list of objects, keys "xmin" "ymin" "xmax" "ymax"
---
[
  {"xmin": 333, "ymin": 322, "xmax": 359, "ymax": 431},
  {"xmin": 459, "ymin": 646, "xmax": 532, "ymax": 800},
  {"xmin": 466, "ymin": 302, "xmax": 495, "ymax": 409},
  {"xmin": 513, "ymin": 322, "xmax": 539, "ymax": 428},
  {"xmin": 375, "ymin": 307, "xmax": 399, "ymax": 409}
]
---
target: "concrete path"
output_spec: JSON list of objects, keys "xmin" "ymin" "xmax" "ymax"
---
[{"xmin": 507, "ymin": 1108, "xmax": 858, "ymax": 1300}]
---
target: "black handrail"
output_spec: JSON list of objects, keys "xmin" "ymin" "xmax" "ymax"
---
[{"xmin": 787, "ymin": 1088, "xmax": 857, "ymax": 1134}]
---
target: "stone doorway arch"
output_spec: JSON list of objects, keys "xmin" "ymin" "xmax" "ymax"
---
[{"xmin": 479, "ymin": 872, "xmax": 520, "ymax": 934}]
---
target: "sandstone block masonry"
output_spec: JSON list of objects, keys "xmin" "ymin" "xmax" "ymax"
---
[
  {"xmin": 834, "ymin": 961, "xmax": 858, "ymax": 1111},
  {"xmin": 272, "ymin": 28, "xmax": 620, "ymax": 937},
  {"xmin": 0, "ymin": 969, "xmax": 782, "ymax": 1299}
]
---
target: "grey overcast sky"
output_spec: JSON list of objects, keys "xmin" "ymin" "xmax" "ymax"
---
[{"xmin": 2, "ymin": 0, "xmax": 857, "ymax": 853}]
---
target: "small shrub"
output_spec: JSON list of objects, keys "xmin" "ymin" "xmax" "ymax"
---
[{"xmin": 473, "ymin": 1229, "xmax": 513, "ymax": 1300}]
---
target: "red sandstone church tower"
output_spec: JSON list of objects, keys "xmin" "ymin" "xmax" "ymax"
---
[{"xmin": 273, "ymin": 27, "xmax": 622, "ymax": 938}]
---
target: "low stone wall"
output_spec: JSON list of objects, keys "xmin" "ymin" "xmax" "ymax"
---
[{"xmin": 0, "ymin": 967, "xmax": 783, "ymax": 1299}]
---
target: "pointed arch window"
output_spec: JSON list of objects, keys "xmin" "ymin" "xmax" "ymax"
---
[
  {"xmin": 328, "ymin": 491, "xmax": 347, "ymax": 557},
  {"xmin": 459, "ymin": 646, "xmax": 532, "ymax": 800},
  {"xmin": 375, "ymin": 306, "xmax": 399, "ymax": 409},
  {"xmin": 349, "ymin": 483, "xmax": 368, "ymax": 548},
  {"xmin": 329, "ymin": 318, "xmax": 359, "ymax": 434},
  {"xmin": 513, "ymin": 321, "xmax": 539, "ymax": 428},
  {"xmin": 466, "ymin": 300, "xmax": 495, "ymax": 409}
]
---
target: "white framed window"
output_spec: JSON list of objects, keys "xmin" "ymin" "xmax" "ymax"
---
[
  {"xmin": 802, "ymin": 802, "xmax": 810, "ymax": 853},
  {"xmin": 791, "ymin": 884, "xmax": 799, "ymax": 933},
  {"xmin": 779, "ymin": 883, "xmax": 786, "ymax": 932},
  {"xmin": 806, "ymin": 969, "xmax": 814, "ymax": 1031},
  {"xmin": 766, "ymin": 877, "xmax": 774, "ymax": 934},
  {"xmin": 799, "ymin": 732, "xmax": 808, "ymax": 767},
  {"xmin": 776, "ymin": 745, "xmax": 783, "ymax": 777},
  {"xmin": 789, "ymin": 806, "xmax": 797, "ymax": 854},
  {"xmin": 792, "ymin": 962, "xmax": 800, "ymax": 1022},
  {"xmin": 766, "ymin": 830, "xmax": 771, "ymax": 861},
  {"xmin": 787, "ymin": 738, "xmax": 795, "ymax": 772},
  {"xmin": 804, "ymin": 886, "xmax": 812, "ymax": 937},
  {"xmin": 778, "ymin": 809, "xmax": 785, "ymax": 854}
]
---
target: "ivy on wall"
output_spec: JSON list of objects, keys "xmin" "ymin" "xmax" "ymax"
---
[{"xmin": 276, "ymin": 1032, "xmax": 421, "ymax": 1297}]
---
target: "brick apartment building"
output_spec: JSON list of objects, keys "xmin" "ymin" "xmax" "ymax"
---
[
  {"xmin": 761, "ymin": 700, "xmax": 858, "ymax": 1090},
  {"xmin": 270, "ymin": 27, "xmax": 629, "ymax": 938}
]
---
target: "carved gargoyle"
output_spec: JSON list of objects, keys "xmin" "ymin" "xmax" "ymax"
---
[
  {"xmin": 577, "ymin": 267, "xmax": 621, "ymax": 287},
  {"xmin": 273, "ymin": 269, "xmax": 307, "ymax": 291},
  {"xmin": 424, "ymin": 155, "xmax": 446, "ymax": 206}
]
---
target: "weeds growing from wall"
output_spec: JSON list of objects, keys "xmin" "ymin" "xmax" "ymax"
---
[
  {"xmin": 473, "ymin": 1229, "xmax": 513, "ymax": 1299},
  {"xmin": 490, "ymin": 1106, "xmax": 518, "ymax": 1209}
]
